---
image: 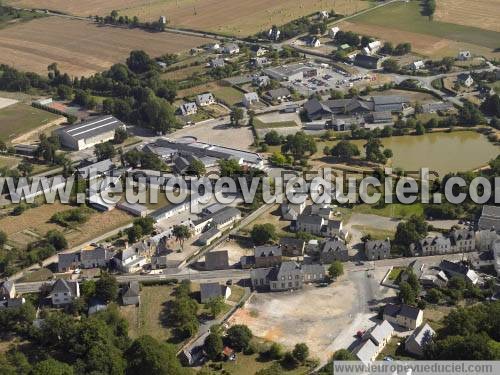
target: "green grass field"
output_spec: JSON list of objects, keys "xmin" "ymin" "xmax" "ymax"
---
[
  {"xmin": 0, "ymin": 155, "xmax": 21, "ymax": 169},
  {"xmin": 0, "ymin": 103, "xmax": 61, "ymax": 143},
  {"xmin": 254, "ymin": 118, "xmax": 298, "ymax": 129},
  {"xmin": 213, "ymin": 86, "xmax": 244, "ymax": 106},
  {"xmin": 350, "ymin": 1, "xmax": 500, "ymax": 49}
]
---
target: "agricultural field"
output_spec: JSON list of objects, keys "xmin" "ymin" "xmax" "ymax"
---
[
  {"xmin": 343, "ymin": 1, "xmax": 500, "ymax": 58},
  {"xmin": 8, "ymin": 0, "xmax": 370, "ymax": 37},
  {"xmin": 435, "ymin": 0, "xmax": 500, "ymax": 33},
  {"xmin": 0, "ymin": 102, "xmax": 62, "ymax": 143},
  {"xmin": 0, "ymin": 17, "xmax": 212, "ymax": 76}
]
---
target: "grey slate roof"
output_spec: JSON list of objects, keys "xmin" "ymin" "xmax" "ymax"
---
[
  {"xmin": 365, "ymin": 239, "xmax": 391, "ymax": 252},
  {"xmin": 205, "ymin": 250, "xmax": 229, "ymax": 270},
  {"xmin": 200, "ymin": 282, "xmax": 223, "ymax": 302},
  {"xmin": 254, "ymin": 245, "xmax": 282, "ymax": 258},
  {"xmin": 354, "ymin": 338, "xmax": 378, "ymax": 363},
  {"xmin": 384, "ymin": 304, "xmax": 421, "ymax": 320},
  {"xmin": 58, "ymin": 252, "xmax": 80, "ymax": 270},
  {"xmin": 61, "ymin": 116, "xmax": 123, "ymax": 141},
  {"xmin": 51, "ymin": 279, "xmax": 78, "ymax": 297},
  {"xmin": 123, "ymin": 281, "xmax": 140, "ymax": 298},
  {"xmin": 406, "ymin": 322, "xmax": 435, "ymax": 349},
  {"xmin": 322, "ymin": 238, "xmax": 347, "ymax": 254},
  {"xmin": 297, "ymin": 214, "xmax": 324, "ymax": 225},
  {"xmin": 369, "ymin": 320, "xmax": 394, "ymax": 346},
  {"xmin": 266, "ymin": 88, "xmax": 291, "ymax": 99}
]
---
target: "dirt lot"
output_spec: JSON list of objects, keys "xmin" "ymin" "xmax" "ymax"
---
[
  {"xmin": 435, "ymin": 0, "xmax": 500, "ymax": 33},
  {"xmin": 229, "ymin": 268, "xmax": 397, "ymax": 363},
  {"xmin": 0, "ymin": 17, "xmax": 212, "ymax": 76},
  {"xmin": 0, "ymin": 97, "xmax": 17, "ymax": 110},
  {"xmin": 172, "ymin": 121, "xmax": 254, "ymax": 150}
]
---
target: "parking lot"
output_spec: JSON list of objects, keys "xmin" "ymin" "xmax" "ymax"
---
[{"xmin": 282, "ymin": 63, "xmax": 376, "ymax": 96}]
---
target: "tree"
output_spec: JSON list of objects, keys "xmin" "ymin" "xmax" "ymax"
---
[
  {"xmin": 251, "ymin": 223, "xmax": 277, "ymax": 245},
  {"xmin": 292, "ymin": 343, "xmax": 309, "ymax": 363},
  {"xmin": 332, "ymin": 349, "xmax": 357, "ymax": 360},
  {"xmin": 394, "ymin": 215, "xmax": 428, "ymax": 251},
  {"xmin": 95, "ymin": 272, "xmax": 118, "ymax": 303},
  {"xmin": 269, "ymin": 151, "xmax": 287, "ymax": 166},
  {"xmin": 399, "ymin": 281, "xmax": 416, "ymax": 305},
  {"xmin": 218, "ymin": 159, "xmax": 243, "ymax": 177},
  {"xmin": 415, "ymin": 122, "xmax": 425, "ymax": 135},
  {"xmin": 264, "ymin": 130, "xmax": 282, "ymax": 145},
  {"xmin": 188, "ymin": 158, "xmax": 206, "ymax": 177},
  {"xmin": 364, "ymin": 138, "xmax": 387, "ymax": 164},
  {"xmin": 126, "ymin": 50, "xmax": 155, "ymax": 74},
  {"xmin": 17, "ymin": 160, "xmax": 32, "ymax": 177},
  {"xmin": 173, "ymin": 225, "xmax": 191, "ymax": 250},
  {"xmin": 330, "ymin": 141, "xmax": 360, "ymax": 160},
  {"xmin": 426, "ymin": 288, "xmax": 443, "ymax": 304},
  {"xmin": 204, "ymin": 332, "xmax": 223, "ymax": 360},
  {"xmin": 45, "ymin": 230, "xmax": 67, "ymax": 250},
  {"xmin": 267, "ymin": 342, "xmax": 284, "ymax": 360},
  {"xmin": 94, "ymin": 142, "xmax": 116, "ymax": 161},
  {"xmin": 0, "ymin": 230, "xmax": 6, "ymax": 248},
  {"xmin": 205, "ymin": 296, "xmax": 225, "ymax": 318},
  {"xmin": 383, "ymin": 148, "xmax": 393, "ymax": 159},
  {"xmin": 281, "ymin": 132, "xmax": 317, "ymax": 162},
  {"xmin": 32, "ymin": 358, "xmax": 73, "ymax": 375},
  {"xmin": 328, "ymin": 261, "xmax": 344, "ymax": 280},
  {"xmin": 126, "ymin": 224, "xmax": 143, "ymax": 242},
  {"xmin": 113, "ymin": 127, "xmax": 128, "ymax": 144},
  {"xmin": 226, "ymin": 324, "xmax": 253, "ymax": 351},
  {"xmin": 230, "ymin": 107, "xmax": 245, "ymax": 127},
  {"xmin": 382, "ymin": 58, "xmax": 399, "ymax": 73},
  {"xmin": 126, "ymin": 336, "xmax": 185, "ymax": 375}
]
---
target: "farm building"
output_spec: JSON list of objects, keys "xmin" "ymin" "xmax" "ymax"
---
[
  {"xmin": 116, "ymin": 202, "xmax": 149, "ymax": 217},
  {"xmin": 354, "ymin": 54, "xmax": 382, "ymax": 69},
  {"xmin": 57, "ymin": 116, "xmax": 125, "ymax": 150},
  {"xmin": 243, "ymin": 92, "xmax": 259, "ymax": 108},
  {"xmin": 263, "ymin": 64, "xmax": 317, "ymax": 82}
]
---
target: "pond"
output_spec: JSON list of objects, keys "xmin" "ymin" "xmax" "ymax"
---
[{"xmin": 349, "ymin": 131, "xmax": 499, "ymax": 177}]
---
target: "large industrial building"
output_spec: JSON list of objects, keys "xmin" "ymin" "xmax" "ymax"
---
[{"xmin": 57, "ymin": 116, "xmax": 125, "ymax": 150}]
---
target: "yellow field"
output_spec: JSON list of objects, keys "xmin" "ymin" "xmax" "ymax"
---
[
  {"xmin": 435, "ymin": 0, "xmax": 500, "ymax": 33},
  {"xmin": 0, "ymin": 17, "xmax": 212, "ymax": 76},
  {"xmin": 8, "ymin": 0, "xmax": 370, "ymax": 37}
]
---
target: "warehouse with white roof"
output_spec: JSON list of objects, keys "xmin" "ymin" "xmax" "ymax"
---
[{"xmin": 57, "ymin": 115, "xmax": 125, "ymax": 150}]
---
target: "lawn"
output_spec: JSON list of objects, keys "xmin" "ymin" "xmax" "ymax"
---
[
  {"xmin": 376, "ymin": 337, "xmax": 413, "ymax": 360},
  {"xmin": 352, "ymin": 225, "xmax": 395, "ymax": 241},
  {"xmin": 387, "ymin": 267, "xmax": 404, "ymax": 281},
  {"xmin": 0, "ymin": 103, "xmax": 62, "ymax": 143},
  {"xmin": 213, "ymin": 86, "xmax": 244, "ymax": 106},
  {"xmin": 0, "ymin": 155, "xmax": 21, "ymax": 169},
  {"xmin": 350, "ymin": 1, "xmax": 500, "ymax": 50},
  {"xmin": 254, "ymin": 118, "xmax": 298, "ymax": 129},
  {"xmin": 18, "ymin": 267, "xmax": 53, "ymax": 282},
  {"xmin": 353, "ymin": 203, "xmax": 424, "ymax": 219}
]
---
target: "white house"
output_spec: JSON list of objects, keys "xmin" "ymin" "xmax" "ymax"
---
[
  {"xmin": 243, "ymin": 92, "xmax": 259, "ymax": 108},
  {"xmin": 412, "ymin": 60, "xmax": 425, "ymax": 70},
  {"xmin": 268, "ymin": 28, "xmax": 280, "ymax": 41},
  {"xmin": 307, "ymin": 37, "xmax": 321, "ymax": 48},
  {"xmin": 318, "ymin": 10, "xmax": 329, "ymax": 19},
  {"xmin": 329, "ymin": 27, "xmax": 340, "ymax": 39},
  {"xmin": 114, "ymin": 247, "xmax": 148, "ymax": 273},
  {"xmin": 159, "ymin": 16, "xmax": 167, "ymax": 24},
  {"xmin": 196, "ymin": 93, "xmax": 216, "ymax": 107},
  {"xmin": 458, "ymin": 74, "xmax": 474, "ymax": 88},
  {"xmin": 180, "ymin": 102, "xmax": 198, "ymax": 116},
  {"xmin": 458, "ymin": 51, "xmax": 471, "ymax": 60},
  {"xmin": 223, "ymin": 43, "xmax": 240, "ymax": 55}
]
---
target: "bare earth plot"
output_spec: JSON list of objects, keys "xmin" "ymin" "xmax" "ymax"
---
[
  {"xmin": 344, "ymin": 1, "xmax": 500, "ymax": 59},
  {"xmin": 5, "ymin": 0, "xmax": 147, "ymax": 16},
  {"xmin": 435, "ymin": 0, "xmax": 500, "ymax": 33},
  {"xmin": 0, "ymin": 17, "xmax": 212, "ymax": 76}
]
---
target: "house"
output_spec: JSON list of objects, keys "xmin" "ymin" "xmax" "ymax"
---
[
  {"xmin": 458, "ymin": 73, "xmax": 474, "ymax": 88},
  {"xmin": 180, "ymin": 102, "xmax": 198, "ymax": 116},
  {"xmin": 294, "ymin": 214, "xmax": 325, "ymax": 236},
  {"xmin": 205, "ymin": 250, "xmax": 229, "ymax": 270},
  {"xmin": 251, "ymin": 261, "xmax": 325, "ymax": 291},
  {"xmin": 439, "ymin": 259, "xmax": 479, "ymax": 285},
  {"xmin": 88, "ymin": 297, "xmax": 107, "ymax": 315},
  {"xmin": 263, "ymin": 64, "xmax": 317, "ymax": 82},
  {"xmin": 114, "ymin": 247, "xmax": 148, "ymax": 273},
  {"xmin": 80, "ymin": 245, "xmax": 114, "ymax": 269},
  {"xmin": 0, "ymin": 280, "xmax": 15, "ymax": 300},
  {"xmin": 493, "ymin": 240, "xmax": 500, "ymax": 276},
  {"xmin": 50, "ymin": 279, "xmax": 80, "ymax": 306},
  {"xmin": 200, "ymin": 282, "xmax": 231, "ymax": 303},
  {"xmin": 193, "ymin": 206, "xmax": 242, "ymax": 235},
  {"xmin": 405, "ymin": 323, "xmax": 435, "ymax": 357},
  {"xmin": 476, "ymin": 228, "xmax": 498, "ymax": 251},
  {"xmin": 320, "ymin": 237, "xmax": 348, "ymax": 263},
  {"xmin": 371, "ymin": 111, "xmax": 393, "ymax": 124},
  {"xmin": 252, "ymin": 75, "xmax": 270, "ymax": 88},
  {"xmin": 58, "ymin": 252, "xmax": 81, "ymax": 272},
  {"xmin": 252, "ymin": 46, "xmax": 267, "ymax": 57},
  {"xmin": 457, "ymin": 51, "xmax": 471, "ymax": 60},
  {"xmin": 240, "ymin": 255, "xmax": 256, "ymax": 269},
  {"xmin": 411, "ymin": 60, "xmax": 425, "ymax": 71},
  {"xmin": 250, "ymin": 57, "xmax": 269, "ymax": 68},
  {"xmin": 307, "ymin": 37, "xmax": 321, "ymax": 48},
  {"xmin": 353, "ymin": 320, "xmax": 394, "ymax": 363},
  {"xmin": 478, "ymin": 205, "xmax": 500, "ymax": 233},
  {"xmin": 159, "ymin": 15, "xmax": 167, "ymax": 24},
  {"xmin": 365, "ymin": 239, "xmax": 391, "ymax": 260},
  {"xmin": 303, "ymin": 98, "xmax": 373, "ymax": 121},
  {"xmin": 196, "ymin": 93, "xmax": 216, "ymax": 107},
  {"xmin": 280, "ymin": 199, "xmax": 307, "ymax": 220},
  {"xmin": 57, "ymin": 116, "xmax": 125, "ymax": 151},
  {"xmin": 318, "ymin": 10, "xmax": 329, "ymax": 19},
  {"xmin": 223, "ymin": 43, "xmax": 240, "ymax": 55},
  {"xmin": 243, "ymin": 92, "xmax": 259, "ymax": 108},
  {"xmin": 268, "ymin": 27, "xmax": 280, "ymax": 41},
  {"xmin": 383, "ymin": 304, "xmax": 423, "ymax": 330},
  {"xmin": 279, "ymin": 238, "xmax": 305, "ymax": 257},
  {"xmin": 196, "ymin": 227, "xmax": 222, "ymax": 247},
  {"xmin": 412, "ymin": 229, "xmax": 475, "ymax": 256},
  {"xmin": 367, "ymin": 41, "xmax": 382, "ymax": 54},
  {"xmin": 122, "ymin": 281, "xmax": 141, "ymax": 306},
  {"xmin": 354, "ymin": 54, "xmax": 382, "ymax": 69},
  {"xmin": 210, "ymin": 58, "xmax": 225, "ymax": 68},
  {"xmin": 265, "ymin": 88, "xmax": 291, "ymax": 102},
  {"xmin": 223, "ymin": 346, "xmax": 236, "ymax": 361},
  {"xmin": 419, "ymin": 268, "xmax": 449, "ymax": 288},
  {"xmin": 329, "ymin": 27, "xmax": 340, "ymax": 39},
  {"xmin": 322, "ymin": 220, "xmax": 343, "ymax": 238},
  {"xmin": 255, "ymin": 246, "xmax": 282, "ymax": 268}
]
